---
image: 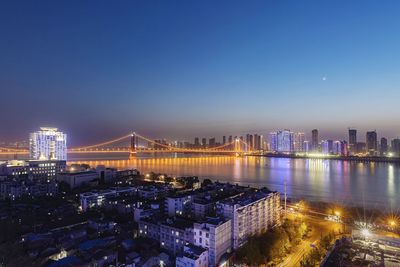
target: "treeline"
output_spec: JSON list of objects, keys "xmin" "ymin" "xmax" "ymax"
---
[
  {"xmin": 300, "ymin": 232, "xmax": 336, "ymax": 267},
  {"xmin": 235, "ymin": 219, "xmax": 309, "ymax": 266}
]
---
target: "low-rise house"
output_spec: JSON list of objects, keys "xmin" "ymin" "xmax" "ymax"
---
[
  {"xmin": 176, "ymin": 245, "xmax": 209, "ymax": 267},
  {"xmin": 57, "ymin": 171, "xmax": 99, "ymax": 189}
]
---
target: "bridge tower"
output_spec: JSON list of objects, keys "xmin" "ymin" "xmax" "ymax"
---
[{"xmin": 130, "ymin": 132, "xmax": 137, "ymax": 157}]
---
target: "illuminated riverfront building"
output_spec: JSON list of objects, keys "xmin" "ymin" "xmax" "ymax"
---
[
  {"xmin": 194, "ymin": 137, "xmax": 200, "ymax": 148},
  {"xmin": 333, "ymin": 140, "xmax": 348, "ymax": 156},
  {"xmin": 303, "ymin": 140, "xmax": 310, "ymax": 152},
  {"xmin": 366, "ymin": 131, "xmax": 378, "ymax": 156},
  {"xmin": 391, "ymin": 139, "xmax": 400, "ymax": 156},
  {"xmin": 348, "ymin": 128, "xmax": 357, "ymax": 154},
  {"xmin": 29, "ymin": 127, "xmax": 67, "ymax": 160},
  {"xmin": 380, "ymin": 137, "xmax": 388, "ymax": 156},
  {"xmin": 269, "ymin": 130, "xmax": 294, "ymax": 152},
  {"xmin": 246, "ymin": 134, "xmax": 253, "ymax": 150},
  {"xmin": 201, "ymin": 138, "xmax": 207, "ymax": 148},
  {"xmin": 311, "ymin": 129, "xmax": 319, "ymax": 151},
  {"xmin": 321, "ymin": 140, "xmax": 333, "ymax": 154},
  {"xmin": 209, "ymin": 137, "xmax": 216, "ymax": 148},
  {"xmin": 293, "ymin": 132, "xmax": 305, "ymax": 152}
]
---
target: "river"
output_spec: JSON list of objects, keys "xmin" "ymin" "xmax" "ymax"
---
[{"xmin": 68, "ymin": 154, "xmax": 400, "ymax": 209}]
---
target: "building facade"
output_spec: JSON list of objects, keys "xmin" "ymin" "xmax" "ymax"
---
[
  {"xmin": 30, "ymin": 127, "xmax": 67, "ymax": 160},
  {"xmin": 216, "ymin": 189, "xmax": 281, "ymax": 249},
  {"xmin": 176, "ymin": 245, "xmax": 209, "ymax": 267},
  {"xmin": 366, "ymin": 131, "xmax": 378, "ymax": 155},
  {"xmin": 311, "ymin": 129, "xmax": 319, "ymax": 151},
  {"xmin": 193, "ymin": 218, "xmax": 232, "ymax": 266}
]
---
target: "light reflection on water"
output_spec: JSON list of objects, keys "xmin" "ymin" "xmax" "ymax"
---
[{"xmin": 67, "ymin": 154, "xmax": 400, "ymax": 208}]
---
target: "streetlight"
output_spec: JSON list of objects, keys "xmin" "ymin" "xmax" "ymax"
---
[{"xmin": 361, "ymin": 228, "xmax": 370, "ymax": 238}]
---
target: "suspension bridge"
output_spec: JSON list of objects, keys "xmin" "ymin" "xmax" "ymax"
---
[{"xmin": 0, "ymin": 132, "xmax": 257, "ymax": 157}]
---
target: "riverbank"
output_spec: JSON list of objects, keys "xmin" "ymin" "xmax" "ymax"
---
[{"xmin": 258, "ymin": 153, "xmax": 400, "ymax": 163}]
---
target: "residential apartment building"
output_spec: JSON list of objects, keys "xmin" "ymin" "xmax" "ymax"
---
[
  {"xmin": 216, "ymin": 189, "xmax": 281, "ymax": 249},
  {"xmin": 193, "ymin": 217, "xmax": 232, "ymax": 266}
]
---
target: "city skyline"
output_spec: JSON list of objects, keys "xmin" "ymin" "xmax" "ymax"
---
[{"xmin": 2, "ymin": 1, "xmax": 400, "ymax": 144}]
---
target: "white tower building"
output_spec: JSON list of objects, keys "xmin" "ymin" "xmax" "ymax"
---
[{"xmin": 29, "ymin": 127, "xmax": 67, "ymax": 160}]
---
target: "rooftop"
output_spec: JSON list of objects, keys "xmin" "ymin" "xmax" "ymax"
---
[{"xmin": 218, "ymin": 188, "xmax": 276, "ymax": 207}]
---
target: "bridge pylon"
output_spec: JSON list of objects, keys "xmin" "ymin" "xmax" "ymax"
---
[{"xmin": 130, "ymin": 132, "xmax": 137, "ymax": 158}]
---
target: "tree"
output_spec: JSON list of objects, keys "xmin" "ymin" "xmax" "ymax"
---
[{"xmin": 202, "ymin": 179, "xmax": 213, "ymax": 187}]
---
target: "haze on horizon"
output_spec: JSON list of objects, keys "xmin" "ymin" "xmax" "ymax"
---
[{"xmin": 1, "ymin": 1, "xmax": 400, "ymax": 145}]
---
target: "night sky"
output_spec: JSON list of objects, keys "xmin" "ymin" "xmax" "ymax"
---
[{"xmin": 1, "ymin": 1, "xmax": 400, "ymax": 145}]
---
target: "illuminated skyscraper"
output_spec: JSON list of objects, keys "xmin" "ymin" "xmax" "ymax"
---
[
  {"xmin": 269, "ymin": 132, "xmax": 278, "ymax": 151},
  {"xmin": 209, "ymin": 137, "xmax": 216, "ymax": 148},
  {"xmin": 391, "ymin": 139, "xmax": 400, "ymax": 156},
  {"xmin": 380, "ymin": 137, "xmax": 388, "ymax": 156},
  {"xmin": 246, "ymin": 134, "xmax": 253, "ymax": 150},
  {"xmin": 269, "ymin": 130, "xmax": 293, "ymax": 152},
  {"xmin": 202, "ymin": 138, "xmax": 207, "ymax": 148},
  {"xmin": 293, "ymin": 132, "xmax": 305, "ymax": 152},
  {"xmin": 348, "ymin": 128, "xmax": 357, "ymax": 153},
  {"xmin": 321, "ymin": 140, "xmax": 333, "ymax": 154},
  {"xmin": 254, "ymin": 134, "xmax": 261, "ymax": 150},
  {"xmin": 194, "ymin": 137, "xmax": 200, "ymax": 148},
  {"xmin": 29, "ymin": 127, "xmax": 67, "ymax": 160},
  {"xmin": 366, "ymin": 131, "xmax": 378, "ymax": 155},
  {"xmin": 333, "ymin": 141, "xmax": 341, "ymax": 155},
  {"xmin": 311, "ymin": 129, "xmax": 319, "ymax": 151}
]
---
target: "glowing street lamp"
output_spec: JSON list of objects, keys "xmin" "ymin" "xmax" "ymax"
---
[
  {"xmin": 361, "ymin": 228, "xmax": 370, "ymax": 238},
  {"xmin": 334, "ymin": 210, "xmax": 341, "ymax": 217}
]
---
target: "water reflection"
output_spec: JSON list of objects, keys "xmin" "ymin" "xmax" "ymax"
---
[{"xmin": 71, "ymin": 155, "xmax": 400, "ymax": 208}]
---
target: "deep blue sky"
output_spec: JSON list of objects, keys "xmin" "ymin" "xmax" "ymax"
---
[{"xmin": 1, "ymin": 0, "xmax": 400, "ymax": 145}]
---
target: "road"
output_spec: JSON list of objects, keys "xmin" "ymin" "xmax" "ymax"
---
[{"xmin": 280, "ymin": 213, "xmax": 343, "ymax": 267}]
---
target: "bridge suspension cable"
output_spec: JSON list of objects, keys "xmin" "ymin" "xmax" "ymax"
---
[
  {"xmin": 0, "ymin": 147, "xmax": 28, "ymax": 152},
  {"xmin": 70, "ymin": 134, "xmax": 132, "ymax": 151},
  {"xmin": 0, "ymin": 132, "xmax": 253, "ymax": 154}
]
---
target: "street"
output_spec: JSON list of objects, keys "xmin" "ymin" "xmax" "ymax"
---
[{"xmin": 280, "ymin": 213, "xmax": 343, "ymax": 267}]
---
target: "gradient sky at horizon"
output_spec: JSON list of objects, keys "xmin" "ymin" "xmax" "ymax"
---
[{"xmin": 1, "ymin": 0, "xmax": 400, "ymax": 145}]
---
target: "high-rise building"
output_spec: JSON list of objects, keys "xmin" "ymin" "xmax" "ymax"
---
[
  {"xmin": 254, "ymin": 134, "xmax": 261, "ymax": 150},
  {"xmin": 333, "ymin": 141, "xmax": 341, "ymax": 155},
  {"xmin": 201, "ymin": 138, "xmax": 207, "ymax": 148},
  {"xmin": 216, "ymin": 189, "xmax": 280, "ymax": 249},
  {"xmin": 228, "ymin": 136, "xmax": 233, "ymax": 144},
  {"xmin": 303, "ymin": 141, "xmax": 310, "ymax": 152},
  {"xmin": 341, "ymin": 141, "xmax": 349, "ymax": 156},
  {"xmin": 29, "ymin": 127, "xmax": 67, "ymax": 160},
  {"xmin": 321, "ymin": 140, "xmax": 333, "ymax": 154},
  {"xmin": 311, "ymin": 129, "xmax": 319, "ymax": 151},
  {"xmin": 293, "ymin": 132, "xmax": 305, "ymax": 152},
  {"xmin": 209, "ymin": 138, "xmax": 216, "ymax": 148},
  {"xmin": 246, "ymin": 134, "xmax": 253, "ymax": 150},
  {"xmin": 348, "ymin": 128, "xmax": 357, "ymax": 154},
  {"xmin": 269, "ymin": 130, "xmax": 294, "ymax": 152},
  {"xmin": 194, "ymin": 137, "xmax": 200, "ymax": 148},
  {"xmin": 380, "ymin": 137, "xmax": 388, "ymax": 156},
  {"xmin": 269, "ymin": 132, "xmax": 278, "ymax": 151},
  {"xmin": 366, "ymin": 131, "xmax": 378, "ymax": 155},
  {"xmin": 222, "ymin": 136, "xmax": 226, "ymax": 145},
  {"xmin": 391, "ymin": 139, "xmax": 400, "ymax": 156}
]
